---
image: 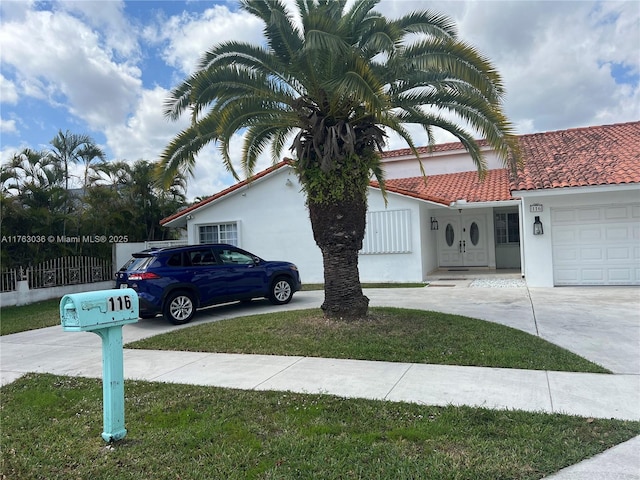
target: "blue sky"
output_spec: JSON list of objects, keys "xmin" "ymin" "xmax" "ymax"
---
[{"xmin": 1, "ymin": 0, "xmax": 639, "ymax": 201}]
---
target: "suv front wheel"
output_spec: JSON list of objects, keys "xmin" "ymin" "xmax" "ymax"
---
[
  {"xmin": 164, "ymin": 291, "xmax": 196, "ymax": 325},
  {"xmin": 269, "ymin": 277, "xmax": 293, "ymax": 305}
]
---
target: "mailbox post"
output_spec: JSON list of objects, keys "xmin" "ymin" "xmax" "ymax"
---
[{"xmin": 60, "ymin": 288, "xmax": 139, "ymax": 442}]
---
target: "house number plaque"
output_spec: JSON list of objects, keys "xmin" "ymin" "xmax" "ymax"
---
[{"xmin": 530, "ymin": 204, "xmax": 543, "ymax": 213}]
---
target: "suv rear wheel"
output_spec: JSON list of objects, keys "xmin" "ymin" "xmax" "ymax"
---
[
  {"xmin": 164, "ymin": 291, "xmax": 196, "ymax": 325},
  {"xmin": 269, "ymin": 277, "xmax": 293, "ymax": 305}
]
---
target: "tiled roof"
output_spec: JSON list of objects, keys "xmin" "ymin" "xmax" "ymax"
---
[
  {"xmin": 512, "ymin": 121, "xmax": 640, "ymax": 190},
  {"xmin": 381, "ymin": 140, "xmax": 489, "ymax": 158},
  {"xmin": 162, "ymin": 121, "xmax": 639, "ymax": 223},
  {"xmin": 373, "ymin": 169, "xmax": 514, "ymax": 206}
]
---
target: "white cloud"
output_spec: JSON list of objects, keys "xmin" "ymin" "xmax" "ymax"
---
[
  {"xmin": 107, "ymin": 86, "xmax": 178, "ymax": 161},
  {"xmin": 379, "ymin": 1, "xmax": 639, "ymax": 134},
  {"xmin": 454, "ymin": 1, "xmax": 640, "ymax": 133},
  {"xmin": 1, "ymin": 118, "xmax": 17, "ymax": 134},
  {"xmin": 58, "ymin": 0, "xmax": 140, "ymax": 59},
  {"xmin": 148, "ymin": 4, "xmax": 264, "ymax": 76},
  {"xmin": 0, "ymin": 73, "xmax": 18, "ymax": 104},
  {"xmin": 0, "ymin": 7, "xmax": 142, "ymax": 130}
]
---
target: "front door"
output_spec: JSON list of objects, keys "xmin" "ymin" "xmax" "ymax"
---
[{"xmin": 438, "ymin": 214, "xmax": 488, "ymax": 267}]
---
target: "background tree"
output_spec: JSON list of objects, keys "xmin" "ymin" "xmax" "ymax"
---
[
  {"xmin": 1, "ymin": 148, "xmax": 73, "ymax": 265},
  {"xmin": 155, "ymin": 0, "xmax": 516, "ymax": 319},
  {"xmin": 49, "ymin": 129, "xmax": 105, "ymax": 191},
  {"xmin": 78, "ymin": 144, "xmax": 107, "ymax": 189},
  {"xmin": 81, "ymin": 159, "xmax": 187, "ymax": 242},
  {"xmin": 1, "ymin": 144, "xmax": 187, "ymax": 269},
  {"xmin": 126, "ymin": 160, "xmax": 187, "ymax": 241}
]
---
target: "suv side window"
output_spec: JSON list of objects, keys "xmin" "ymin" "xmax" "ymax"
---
[
  {"xmin": 166, "ymin": 253, "xmax": 183, "ymax": 267},
  {"xmin": 217, "ymin": 248, "xmax": 255, "ymax": 265},
  {"xmin": 189, "ymin": 248, "xmax": 218, "ymax": 266}
]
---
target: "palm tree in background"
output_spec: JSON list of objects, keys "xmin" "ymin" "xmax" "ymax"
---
[
  {"xmin": 5, "ymin": 148, "xmax": 63, "ymax": 191},
  {"xmin": 78, "ymin": 144, "xmax": 107, "ymax": 189},
  {"xmin": 89, "ymin": 159, "xmax": 187, "ymax": 240},
  {"xmin": 2, "ymin": 149, "xmax": 71, "ymax": 263},
  {"xmin": 158, "ymin": 0, "xmax": 520, "ymax": 320},
  {"xmin": 50, "ymin": 129, "xmax": 105, "ymax": 191}
]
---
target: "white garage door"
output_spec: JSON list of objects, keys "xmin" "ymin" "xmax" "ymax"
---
[{"xmin": 552, "ymin": 204, "xmax": 640, "ymax": 285}]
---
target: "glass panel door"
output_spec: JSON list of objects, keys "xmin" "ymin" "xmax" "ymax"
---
[{"xmin": 437, "ymin": 214, "xmax": 488, "ymax": 267}]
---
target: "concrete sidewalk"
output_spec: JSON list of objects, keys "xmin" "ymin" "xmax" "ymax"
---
[{"xmin": 1, "ymin": 284, "xmax": 639, "ymax": 478}]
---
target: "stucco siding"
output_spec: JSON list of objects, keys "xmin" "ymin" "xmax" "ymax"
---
[
  {"xmin": 186, "ymin": 169, "xmax": 324, "ymax": 284},
  {"xmin": 359, "ymin": 189, "xmax": 428, "ymax": 282},
  {"xmin": 382, "ymin": 149, "xmax": 505, "ymax": 179},
  {"xmin": 518, "ymin": 186, "xmax": 640, "ymax": 287}
]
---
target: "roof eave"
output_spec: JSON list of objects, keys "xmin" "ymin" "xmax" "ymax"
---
[{"xmin": 512, "ymin": 182, "xmax": 640, "ymax": 197}]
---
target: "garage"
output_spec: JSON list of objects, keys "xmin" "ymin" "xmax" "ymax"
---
[{"xmin": 551, "ymin": 204, "xmax": 640, "ymax": 285}]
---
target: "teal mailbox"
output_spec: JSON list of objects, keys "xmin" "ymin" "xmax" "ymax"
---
[
  {"xmin": 60, "ymin": 288, "xmax": 139, "ymax": 332},
  {"xmin": 60, "ymin": 288, "xmax": 139, "ymax": 442}
]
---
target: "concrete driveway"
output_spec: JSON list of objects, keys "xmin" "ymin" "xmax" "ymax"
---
[
  {"xmin": 3, "ymin": 282, "xmax": 636, "ymax": 376},
  {"xmin": 363, "ymin": 283, "xmax": 640, "ymax": 375}
]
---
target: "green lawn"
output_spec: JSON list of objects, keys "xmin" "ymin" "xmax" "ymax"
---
[
  {"xmin": 2, "ymin": 373, "xmax": 638, "ymax": 480},
  {"xmin": 128, "ymin": 307, "xmax": 609, "ymax": 373},
  {"xmin": 0, "ymin": 298, "xmax": 61, "ymax": 335},
  {"xmin": 2, "ymin": 295, "xmax": 634, "ymax": 479}
]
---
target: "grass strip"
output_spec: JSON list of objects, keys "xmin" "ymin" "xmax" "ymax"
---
[
  {"xmin": 127, "ymin": 307, "xmax": 609, "ymax": 373},
  {"xmin": 2, "ymin": 373, "xmax": 638, "ymax": 480},
  {"xmin": 0, "ymin": 298, "xmax": 60, "ymax": 335}
]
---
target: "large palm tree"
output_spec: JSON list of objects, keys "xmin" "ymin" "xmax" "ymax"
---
[{"xmin": 158, "ymin": 0, "xmax": 520, "ymax": 320}]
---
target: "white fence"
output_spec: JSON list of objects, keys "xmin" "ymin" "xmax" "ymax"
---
[
  {"xmin": 1, "ymin": 280, "xmax": 115, "ymax": 307},
  {"xmin": 0, "ymin": 256, "xmax": 113, "ymax": 307}
]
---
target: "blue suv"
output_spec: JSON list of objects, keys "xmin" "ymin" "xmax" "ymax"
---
[{"xmin": 115, "ymin": 244, "xmax": 302, "ymax": 325}]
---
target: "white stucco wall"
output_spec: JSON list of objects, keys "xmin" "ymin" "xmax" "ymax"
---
[
  {"xmin": 359, "ymin": 189, "xmax": 429, "ymax": 283},
  {"xmin": 517, "ymin": 185, "xmax": 640, "ymax": 287},
  {"xmin": 182, "ymin": 166, "xmax": 443, "ymax": 284},
  {"xmin": 420, "ymin": 203, "xmax": 441, "ymax": 276},
  {"xmin": 185, "ymin": 168, "xmax": 324, "ymax": 283},
  {"xmin": 382, "ymin": 148, "xmax": 505, "ymax": 179}
]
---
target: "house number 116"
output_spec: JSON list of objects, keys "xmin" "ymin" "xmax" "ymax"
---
[{"xmin": 108, "ymin": 295, "xmax": 132, "ymax": 311}]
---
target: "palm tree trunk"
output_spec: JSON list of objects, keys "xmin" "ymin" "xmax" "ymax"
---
[{"xmin": 308, "ymin": 197, "xmax": 369, "ymax": 320}]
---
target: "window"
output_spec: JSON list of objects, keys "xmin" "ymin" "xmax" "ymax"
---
[
  {"xmin": 188, "ymin": 248, "xmax": 217, "ymax": 266},
  {"xmin": 166, "ymin": 253, "xmax": 183, "ymax": 267},
  {"xmin": 198, "ymin": 222, "xmax": 238, "ymax": 246},
  {"xmin": 216, "ymin": 247, "xmax": 256, "ymax": 265},
  {"xmin": 495, "ymin": 212, "xmax": 520, "ymax": 244},
  {"xmin": 445, "ymin": 223, "xmax": 455, "ymax": 247},
  {"xmin": 470, "ymin": 222, "xmax": 480, "ymax": 246}
]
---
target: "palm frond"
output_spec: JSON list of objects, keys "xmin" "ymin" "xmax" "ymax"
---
[{"xmin": 161, "ymin": 0, "xmax": 519, "ymax": 192}]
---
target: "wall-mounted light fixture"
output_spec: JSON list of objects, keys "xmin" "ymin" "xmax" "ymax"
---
[
  {"xmin": 285, "ymin": 178, "xmax": 293, "ymax": 187},
  {"xmin": 533, "ymin": 216, "xmax": 543, "ymax": 235},
  {"xmin": 430, "ymin": 217, "xmax": 439, "ymax": 231}
]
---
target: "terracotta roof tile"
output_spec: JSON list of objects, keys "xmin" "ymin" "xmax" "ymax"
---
[
  {"xmin": 381, "ymin": 139, "xmax": 489, "ymax": 158},
  {"xmin": 163, "ymin": 122, "xmax": 638, "ymax": 223},
  {"xmin": 512, "ymin": 121, "xmax": 640, "ymax": 191},
  {"xmin": 373, "ymin": 169, "xmax": 514, "ymax": 205}
]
